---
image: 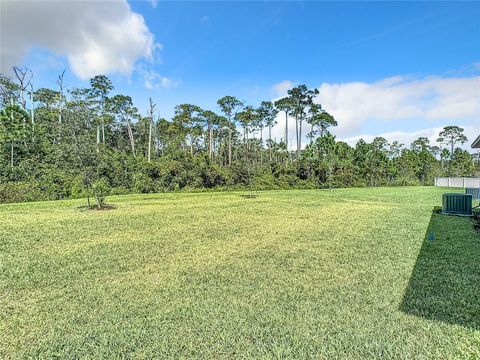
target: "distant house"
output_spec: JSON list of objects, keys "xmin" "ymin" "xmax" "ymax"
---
[{"xmin": 472, "ymin": 135, "xmax": 480, "ymax": 149}]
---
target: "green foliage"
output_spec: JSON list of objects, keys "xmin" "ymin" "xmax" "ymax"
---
[
  {"xmin": 92, "ymin": 177, "xmax": 111, "ymax": 208},
  {"xmin": 133, "ymin": 172, "xmax": 156, "ymax": 193},
  {"xmin": 438, "ymin": 126, "xmax": 468, "ymax": 156},
  {"xmin": 197, "ymin": 162, "xmax": 231, "ymax": 188},
  {"xmin": 0, "ymin": 104, "xmax": 31, "ymax": 167},
  {"xmin": 71, "ymin": 175, "xmax": 89, "ymax": 199},
  {"xmin": 0, "ymin": 73, "xmax": 478, "ymax": 204},
  {"xmin": 37, "ymin": 169, "xmax": 72, "ymax": 200},
  {"xmin": 0, "ymin": 181, "xmax": 44, "ymax": 203}
]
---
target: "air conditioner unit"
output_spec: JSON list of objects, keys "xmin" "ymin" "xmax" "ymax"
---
[{"xmin": 442, "ymin": 193, "xmax": 473, "ymax": 216}]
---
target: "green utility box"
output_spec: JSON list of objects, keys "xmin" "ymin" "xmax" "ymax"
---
[{"xmin": 442, "ymin": 193, "xmax": 473, "ymax": 215}]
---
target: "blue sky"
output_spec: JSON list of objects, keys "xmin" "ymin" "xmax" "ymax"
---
[{"xmin": 1, "ymin": 0, "xmax": 479, "ymax": 147}]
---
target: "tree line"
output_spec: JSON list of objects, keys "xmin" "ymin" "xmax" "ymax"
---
[{"xmin": 0, "ymin": 69, "xmax": 478, "ymax": 205}]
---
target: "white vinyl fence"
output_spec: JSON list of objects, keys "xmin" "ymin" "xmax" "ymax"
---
[{"xmin": 434, "ymin": 177, "xmax": 480, "ymax": 188}]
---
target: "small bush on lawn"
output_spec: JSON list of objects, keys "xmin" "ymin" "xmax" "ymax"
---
[{"xmin": 92, "ymin": 178, "xmax": 111, "ymax": 208}]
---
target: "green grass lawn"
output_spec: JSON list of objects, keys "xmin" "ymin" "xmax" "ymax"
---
[{"xmin": 1, "ymin": 187, "xmax": 479, "ymax": 359}]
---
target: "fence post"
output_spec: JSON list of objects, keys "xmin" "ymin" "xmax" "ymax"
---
[{"xmin": 448, "ymin": 178, "xmax": 450, "ymax": 187}]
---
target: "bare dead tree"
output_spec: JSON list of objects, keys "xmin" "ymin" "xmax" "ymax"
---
[
  {"xmin": 10, "ymin": 97, "xmax": 14, "ymax": 167},
  {"xmin": 126, "ymin": 119, "xmax": 136, "ymax": 157},
  {"xmin": 13, "ymin": 66, "xmax": 32, "ymax": 109},
  {"xmin": 29, "ymin": 83, "xmax": 34, "ymax": 129},
  {"xmin": 56, "ymin": 69, "xmax": 66, "ymax": 125},
  {"xmin": 148, "ymin": 98, "xmax": 156, "ymax": 162},
  {"xmin": 157, "ymin": 118, "xmax": 162, "ymax": 156}
]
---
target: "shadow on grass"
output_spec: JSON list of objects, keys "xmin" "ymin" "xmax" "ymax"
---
[
  {"xmin": 77, "ymin": 204, "xmax": 117, "ymax": 211},
  {"xmin": 400, "ymin": 207, "xmax": 480, "ymax": 330},
  {"xmin": 239, "ymin": 194, "xmax": 258, "ymax": 199}
]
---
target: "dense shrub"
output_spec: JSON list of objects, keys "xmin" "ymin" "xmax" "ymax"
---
[
  {"xmin": 133, "ymin": 172, "xmax": 156, "ymax": 193},
  {"xmin": 0, "ymin": 182, "xmax": 45, "ymax": 203},
  {"xmin": 198, "ymin": 163, "xmax": 231, "ymax": 188}
]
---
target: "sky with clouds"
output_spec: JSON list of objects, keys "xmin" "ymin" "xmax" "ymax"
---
[{"xmin": 1, "ymin": 1, "xmax": 479, "ymax": 149}]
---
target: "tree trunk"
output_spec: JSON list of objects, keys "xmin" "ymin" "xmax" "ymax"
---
[
  {"xmin": 126, "ymin": 120, "xmax": 135, "ymax": 157},
  {"xmin": 297, "ymin": 117, "xmax": 302, "ymax": 159},
  {"xmin": 148, "ymin": 119, "xmax": 152, "ymax": 162},
  {"xmin": 147, "ymin": 98, "xmax": 156, "ymax": 162},
  {"xmin": 96, "ymin": 126, "xmax": 100, "ymax": 152},
  {"xmin": 10, "ymin": 141, "xmax": 14, "ymax": 167},
  {"xmin": 299, "ymin": 119, "xmax": 302, "ymax": 156},
  {"xmin": 295, "ymin": 116, "xmax": 299, "ymax": 159},
  {"xmin": 95, "ymin": 194, "xmax": 102, "ymax": 209},
  {"xmin": 228, "ymin": 128, "xmax": 232, "ymax": 166},
  {"xmin": 260, "ymin": 127, "xmax": 263, "ymax": 164},
  {"xmin": 9, "ymin": 100, "xmax": 14, "ymax": 167},
  {"xmin": 208, "ymin": 124, "xmax": 213, "ymax": 159},
  {"xmin": 269, "ymin": 125, "xmax": 272, "ymax": 162},
  {"xmin": 285, "ymin": 111, "xmax": 288, "ymax": 150},
  {"xmin": 58, "ymin": 93, "xmax": 62, "ymax": 124},
  {"xmin": 102, "ymin": 121, "xmax": 105, "ymax": 144},
  {"xmin": 30, "ymin": 90, "xmax": 34, "ymax": 130}
]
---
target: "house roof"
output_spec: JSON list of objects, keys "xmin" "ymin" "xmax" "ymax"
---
[{"xmin": 472, "ymin": 135, "xmax": 480, "ymax": 149}]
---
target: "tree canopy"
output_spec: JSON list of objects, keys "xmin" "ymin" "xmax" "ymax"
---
[{"xmin": 0, "ymin": 71, "xmax": 478, "ymax": 204}]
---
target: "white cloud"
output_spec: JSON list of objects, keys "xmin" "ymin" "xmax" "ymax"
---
[
  {"xmin": 1, "ymin": 0, "xmax": 158, "ymax": 80},
  {"xmin": 341, "ymin": 125, "xmax": 480, "ymax": 150},
  {"xmin": 148, "ymin": 0, "xmax": 159, "ymax": 8},
  {"xmin": 272, "ymin": 80, "xmax": 294, "ymax": 97},
  {"xmin": 141, "ymin": 70, "xmax": 180, "ymax": 90},
  {"xmin": 266, "ymin": 118, "xmax": 479, "ymax": 152},
  {"xmin": 267, "ymin": 74, "xmax": 480, "ymax": 150},
  {"xmin": 316, "ymin": 75, "xmax": 480, "ymax": 137}
]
